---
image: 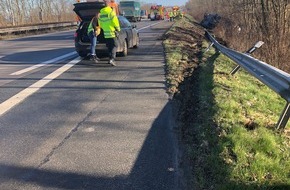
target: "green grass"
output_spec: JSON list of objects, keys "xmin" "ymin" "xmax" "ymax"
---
[
  {"xmin": 212, "ymin": 54, "xmax": 290, "ymax": 188},
  {"xmin": 163, "ymin": 16, "xmax": 290, "ymax": 189}
]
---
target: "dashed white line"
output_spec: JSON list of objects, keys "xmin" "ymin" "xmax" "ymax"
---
[
  {"xmin": 0, "ymin": 57, "xmax": 82, "ymax": 116},
  {"xmin": 10, "ymin": 51, "xmax": 77, "ymax": 76}
]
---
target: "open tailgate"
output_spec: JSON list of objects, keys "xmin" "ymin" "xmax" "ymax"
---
[{"xmin": 73, "ymin": 2, "xmax": 105, "ymax": 21}]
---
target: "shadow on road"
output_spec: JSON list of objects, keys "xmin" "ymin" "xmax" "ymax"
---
[
  {"xmin": 0, "ymin": 48, "xmax": 74, "ymax": 64},
  {"xmin": 0, "ymin": 103, "xmax": 177, "ymax": 190}
]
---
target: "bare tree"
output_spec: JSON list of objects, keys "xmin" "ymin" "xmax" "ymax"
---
[
  {"xmin": 1, "ymin": 0, "xmax": 16, "ymax": 26},
  {"xmin": 0, "ymin": 0, "xmax": 75, "ymax": 26},
  {"xmin": 186, "ymin": 0, "xmax": 290, "ymax": 72}
]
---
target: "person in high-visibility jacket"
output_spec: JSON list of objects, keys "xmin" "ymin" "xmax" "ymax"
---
[
  {"xmin": 87, "ymin": 13, "xmax": 101, "ymax": 62},
  {"xmin": 98, "ymin": 0, "xmax": 121, "ymax": 66},
  {"xmin": 169, "ymin": 11, "xmax": 174, "ymax": 22},
  {"xmin": 108, "ymin": 0, "xmax": 119, "ymax": 15},
  {"xmin": 181, "ymin": 11, "xmax": 185, "ymax": 18}
]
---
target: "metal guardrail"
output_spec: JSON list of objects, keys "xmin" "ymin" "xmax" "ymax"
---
[
  {"xmin": 205, "ymin": 31, "xmax": 290, "ymax": 130},
  {"xmin": 0, "ymin": 22, "xmax": 77, "ymax": 35}
]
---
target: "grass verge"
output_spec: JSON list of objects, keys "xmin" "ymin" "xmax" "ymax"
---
[{"xmin": 163, "ymin": 15, "xmax": 290, "ymax": 189}]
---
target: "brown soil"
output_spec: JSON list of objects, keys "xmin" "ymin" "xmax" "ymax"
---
[{"xmin": 164, "ymin": 20, "xmax": 212, "ymax": 189}]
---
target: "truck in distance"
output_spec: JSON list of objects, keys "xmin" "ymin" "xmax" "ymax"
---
[{"xmin": 119, "ymin": 0, "xmax": 141, "ymax": 22}]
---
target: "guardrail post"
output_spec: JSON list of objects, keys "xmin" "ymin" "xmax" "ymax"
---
[
  {"xmin": 205, "ymin": 30, "xmax": 290, "ymax": 131},
  {"xmin": 204, "ymin": 42, "xmax": 214, "ymax": 53},
  {"xmin": 276, "ymin": 102, "xmax": 290, "ymax": 130},
  {"xmin": 230, "ymin": 41, "xmax": 264, "ymax": 75}
]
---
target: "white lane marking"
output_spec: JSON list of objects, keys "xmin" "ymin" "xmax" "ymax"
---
[
  {"xmin": 10, "ymin": 51, "xmax": 77, "ymax": 76},
  {"xmin": 137, "ymin": 20, "xmax": 166, "ymax": 31},
  {"xmin": 0, "ymin": 57, "xmax": 82, "ymax": 117}
]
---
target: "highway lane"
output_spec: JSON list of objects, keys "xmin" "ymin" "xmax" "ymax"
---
[
  {"xmin": 0, "ymin": 30, "xmax": 76, "ymax": 65},
  {"xmin": 0, "ymin": 20, "xmax": 164, "ymax": 86},
  {"xmin": 0, "ymin": 20, "xmax": 178, "ymax": 189},
  {"xmin": 0, "ymin": 30, "xmax": 77, "ymax": 87}
]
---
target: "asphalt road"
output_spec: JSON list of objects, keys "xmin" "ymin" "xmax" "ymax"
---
[{"xmin": 0, "ymin": 20, "xmax": 178, "ymax": 190}]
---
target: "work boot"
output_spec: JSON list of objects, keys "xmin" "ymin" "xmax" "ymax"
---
[
  {"xmin": 89, "ymin": 55, "xmax": 99, "ymax": 63},
  {"xmin": 108, "ymin": 59, "xmax": 116, "ymax": 66},
  {"xmin": 89, "ymin": 55, "xmax": 94, "ymax": 61},
  {"xmin": 93, "ymin": 55, "xmax": 100, "ymax": 61}
]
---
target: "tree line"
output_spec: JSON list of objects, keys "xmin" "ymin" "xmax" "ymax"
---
[
  {"xmin": 0, "ymin": 0, "xmax": 75, "ymax": 27},
  {"xmin": 186, "ymin": 0, "xmax": 290, "ymax": 72}
]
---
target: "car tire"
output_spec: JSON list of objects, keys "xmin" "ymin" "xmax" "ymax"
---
[
  {"xmin": 120, "ymin": 40, "xmax": 128, "ymax": 57},
  {"xmin": 78, "ymin": 52, "xmax": 87, "ymax": 58},
  {"xmin": 133, "ymin": 35, "xmax": 140, "ymax": 49}
]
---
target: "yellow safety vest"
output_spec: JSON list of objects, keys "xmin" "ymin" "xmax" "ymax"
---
[
  {"xmin": 98, "ymin": 7, "xmax": 121, "ymax": 38},
  {"xmin": 87, "ymin": 17, "xmax": 100, "ymax": 36}
]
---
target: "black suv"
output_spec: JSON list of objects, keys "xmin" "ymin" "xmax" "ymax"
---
[{"xmin": 73, "ymin": 2, "xmax": 139, "ymax": 58}]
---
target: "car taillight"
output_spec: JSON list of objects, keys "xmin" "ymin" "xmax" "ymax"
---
[{"xmin": 74, "ymin": 33, "xmax": 78, "ymax": 38}]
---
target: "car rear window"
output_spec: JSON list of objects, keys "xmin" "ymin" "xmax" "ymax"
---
[{"xmin": 119, "ymin": 17, "xmax": 131, "ymax": 28}]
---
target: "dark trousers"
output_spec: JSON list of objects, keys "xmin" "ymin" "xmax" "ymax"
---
[{"xmin": 106, "ymin": 38, "xmax": 117, "ymax": 60}]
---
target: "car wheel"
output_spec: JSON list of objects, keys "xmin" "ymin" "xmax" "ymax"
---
[
  {"xmin": 133, "ymin": 35, "xmax": 140, "ymax": 49},
  {"xmin": 78, "ymin": 52, "xmax": 87, "ymax": 58},
  {"xmin": 120, "ymin": 40, "xmax": 128, "ymax": 57}
]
